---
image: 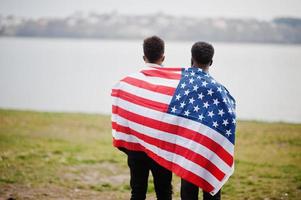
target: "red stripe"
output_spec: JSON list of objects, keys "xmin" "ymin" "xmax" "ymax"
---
[
  {"xmin": 141, "ymin": 69, "xmax": 181, "ymax": 80},
  {"xmin": 112, "ymin": 105, "xmax": 233, "ymax": 166},
  {"xmin": 121, "ymin": 76, "xmax": 176, "ymax": 96},
  {"xmin": 112, "ymin": 122, "xmax": 225, "ymax": 181},
  {"xmin": 150, "ymin": 66, "xmax": 183, "ymax": 71},
  {"xmin": 113, "ymin": 139, "xmax": 215, "ymax": 192},
  {"xmin": 111, "ymin": 89, "xmax": 169, "ymax": 112}
]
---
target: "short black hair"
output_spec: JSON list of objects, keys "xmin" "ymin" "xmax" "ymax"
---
[
  {"xmin": 143, "ymin": 36, "xmax": 164, "ymax": 63},
  {"xmin": 191, "ymin": 42, "xmax": 214, "ymax": 65}
]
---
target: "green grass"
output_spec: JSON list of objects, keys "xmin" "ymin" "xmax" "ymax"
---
[{"xmin": 0, "ymin": 109, "xmax": 300, "ymax": 199}]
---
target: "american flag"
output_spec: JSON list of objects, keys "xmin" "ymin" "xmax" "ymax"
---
[{"xmin": 111, "ymin": 66, "xmax": 236, "ymax": 195}]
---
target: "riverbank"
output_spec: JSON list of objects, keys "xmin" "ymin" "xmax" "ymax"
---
[{"xmin": 0, "ymin": 109, "xmax": 300, "ymax": 199}]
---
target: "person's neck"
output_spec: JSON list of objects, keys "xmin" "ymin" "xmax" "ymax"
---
[
  {"xmin": 144, "ymin": 56, "xmax": 164, "ymax": 66},
  {"xmin": 145, "ymin": 62, "xmax": 163, "ymax": 68},
  {"xmin": 193, "ymin": 64, "xmax": 209, "ymax": 73},
  {"xmin": 145, "ymin": 61, "xmax": 162, "ymax": 66}
]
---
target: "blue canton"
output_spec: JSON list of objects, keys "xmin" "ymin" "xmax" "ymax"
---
[{"xmin": 167, "ymin": 67, "xmax": 236, "ymax": 144}]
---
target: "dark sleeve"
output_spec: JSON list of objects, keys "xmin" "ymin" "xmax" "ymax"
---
[
  {"xmin": 118, "ymin": 147, "xmax": 129, "ymax": 154},
  {"xmin": 117, "ymin": 147, "xmax": 147, "ymax": 158}
]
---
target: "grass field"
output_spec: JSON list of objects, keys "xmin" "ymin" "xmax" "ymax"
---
[{"xmin": 0, "ymin": 109, "xmax": 300, "ymax": 200}]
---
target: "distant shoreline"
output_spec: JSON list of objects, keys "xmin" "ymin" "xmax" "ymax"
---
[{"xmin": 1, "ymin": 14, "xmax": 300, "ymax": 44}]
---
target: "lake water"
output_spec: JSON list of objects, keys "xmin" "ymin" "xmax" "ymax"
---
[{"xmin": 0, "ymin": 37, "xmax": 300, "ymax": 123}]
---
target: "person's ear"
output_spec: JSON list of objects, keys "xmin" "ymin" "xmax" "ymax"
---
[
  {"xmin": 143, "ymin": 56, "xmax": 146, "ymax": 61},
  {"xmin": 161, "ymin": 55, "xmax": 165, "ymax": 62},
  {"xmin": 209, "ymin": 60, "xmax": 213, "ymax": 66}
]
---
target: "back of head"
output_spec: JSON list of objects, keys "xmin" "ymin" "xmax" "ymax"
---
[
  {"xmin": 143, "ymin": 36, "xmax": 165, "ymax": 63},
  {"xmin": 191, "ymin": 41, "xmax": 214, "ymax": 66}
]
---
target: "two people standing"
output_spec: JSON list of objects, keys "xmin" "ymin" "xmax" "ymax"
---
[{"xmin": 112, "ymin": 36, "xmax": 235, "ymax": 200}]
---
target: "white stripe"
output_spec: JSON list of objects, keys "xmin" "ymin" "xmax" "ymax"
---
[
  {"xmin": 112, "ymin": 113, "xmax": 232, "ymax": 174},
  {"xmin": 113, "ymin": 131, "xmax": 223, "ymax": 188},
  {"xmin": 112, "ymin": 96, "xmax": 234, "ymax": 155},
  {"xmin": 128, "ymin": 71, "xmax": 180, "ymax": 88},
  {"xmin": 115, "ymin": 81, "xmax": 173, "ymax": 104}
]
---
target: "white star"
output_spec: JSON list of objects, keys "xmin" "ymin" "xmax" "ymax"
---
[
  {"xmin": 184, "ymin": 110, "xmax": 190, "ymax": 116},
  {"xmin": 189, "ymin": 97, "xmax": 195, "ymax": 104},
  {"xmin": 205, "ymin": 73, "xmax": 210, "ymax": 77},
  {"xmin": 184, "ymin": 89, "xmax": 190, "ymax": 96},
  {"xmin": 175, "ymin": 94, "xmax": 181, "ymax": 101},
  {"xmin": 197, "ymin": 75, "xmax": 201, "ymax": 79},
  {"xmin": 184, "ymin": 68, "xmax": 189, "ymax": 71},
  {"xmin": 223, "ymin": 98, "xmax": 227, "ymax": 103},
  {"xmin": 184, "ymin": 73, "xmax": 189, "ymax": 77},
  {"xmin": 202, "ymin": 81, "xmax": 208, "ymax": 87},
  {"xmin": 198, "ymin": 68, "xmax": 203, "ymax": 72},
  {"xmin": 225, "ymin": 129, "xmax": 232, "ymax": 136},
  {"xmin": 189, "ymin": 78, "xmax": 194, "ymax": 84},
  {"xmin": 232, "ymin": 118, "xmax": 236, "ymax": 124},
  {"xmin": 213, "ymin": 98, "xmax": 220, "ymax": 106},
  {"xmin": 218, "ymin": 109, "xmax": 225, "ymax": 116},
  {"xmin": 198, "ymin": 93, "xmax": 204, "ymax": 100},
  {"xmin": 203, "ymin": 102, "xmax": 209, "ymax": 109},
  {"xmin": 180, "ymin": 101, "xmax": 186, "ymax": 108},
  {"xmin": 193, "ymin": 105, "xmax": 200, "ymax": 112},
  {"xmin": 222, "ymin": 119, "xmax": 229, "ymax": 126},
  {"xmin": 207, "ymin": 89, "xmax": 214, "ymax": 96},
  {"xmin": 217, "ymin": 87, "xmax": 223, "ymax": 92},
  {"xmin": 193, "ymin": 85, "xmax": 199, "ymax": 91},
  {"xmin": 181, "ymin": 82, "xmax": 186, "ymax": 89},
  {"xmin": 211, "ymin": 79, "xmax": 216, "ymax": 84},
  {"xmin": 212, "ymin": 121, "xmax": 219, "ymax": 128},
  {"xmin": 228, "ymin": 108, "xmax": 233, "ymax": 114},
  {"xmin": 171, "ymin": 106, "xmax": 177, "ymax": 113},
  {"xmin": 190, "ymin": 71, "xmax": 195, "ymax": 76},
  {"xmin": 208, "ymin": 111, "xmax": 214, "ymax": 118},
  {"xmin": 198, "ymin": 114, "xmax": 204, "ymax": 121}
]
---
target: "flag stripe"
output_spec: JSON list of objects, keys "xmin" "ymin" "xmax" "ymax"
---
[
  {"xmin": 149, "ymin": 66, "xmax": 183, "ymax": 71},
  {"xmin": 113, "ymin": 81, "xmax": 173, "ymax": 104},
  {"xmin": 112, "ymin": 121, "xmax": 226, "ymax": 180},
  {"xmin": 112, "ymin": 113, "xmax": 232, "ymax": 174},
  {"xmin": 128, "ymin": 72, "xmax": 180, "ymax": 88},
  {"xmin": 112, "ymin": 96, "xmax": 234, "ymax": 155},
  {"xmin": 112, "ymin": 89, "xmax": 169, "ymax": 112},
  {"xmin": 113, "ymin": 132, "xmax": 217, "ymax": 191},
  {"xmin": 121, "ymin": 76, "xmax": 176, "ymax": 96},
  {"xmin": 112, "ymin": 105, "xmax": 233, "ymax": 167},
  {"xmin": 141, "ymin": 69, "xmax": 182, "ymax": 80}
]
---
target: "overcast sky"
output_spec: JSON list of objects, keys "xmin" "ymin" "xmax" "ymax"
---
[{"xmin": 0, "ymin": 0, "xmax": 301, "ymax": 20}]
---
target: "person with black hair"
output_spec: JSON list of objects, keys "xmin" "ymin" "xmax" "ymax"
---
[
  {"xmin": 180, "ymin": 41, "xmax": 221, "ymax": 200},
  {"xmin": 118, "ymin": 36, "xmax": 172, "ymax": 200},
  {"xmin": 143, "ymin": 35, "xmax": 165, "ymax": 64}
]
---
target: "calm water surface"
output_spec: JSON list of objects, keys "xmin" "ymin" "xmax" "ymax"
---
[{"xmin": 0, "ymin": 37, "xmax": 300, "ymax": 123}]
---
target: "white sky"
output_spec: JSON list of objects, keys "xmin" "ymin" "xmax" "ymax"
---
[{"xmin": 0, "ymin": 0, "xmax": 300, "ymax": 20}]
